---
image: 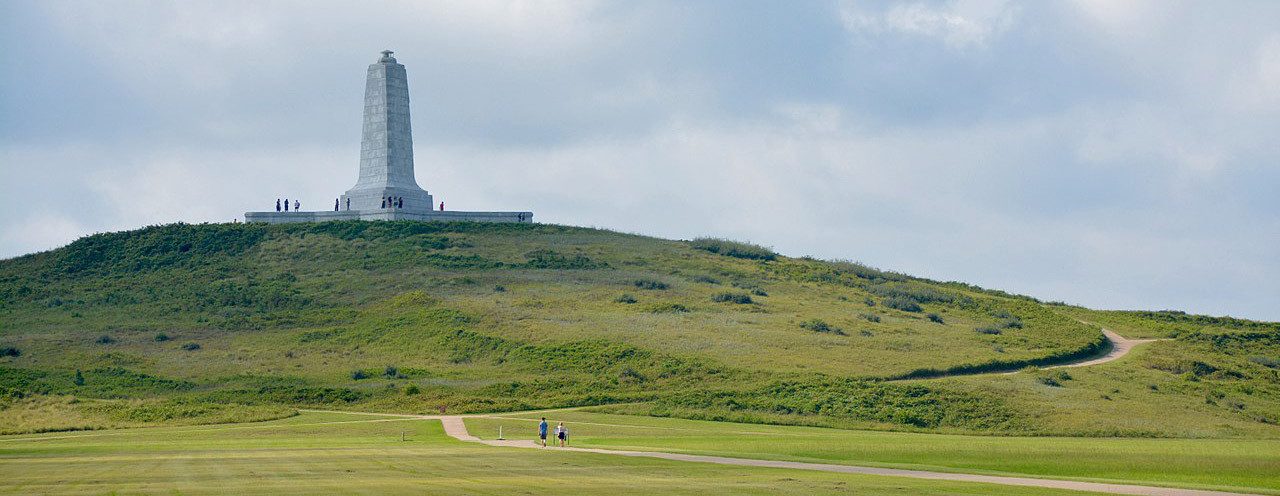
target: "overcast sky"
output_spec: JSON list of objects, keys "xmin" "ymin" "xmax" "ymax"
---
[{"xmin": 1, "ymin": 1, "xmax": 1277, "ymax": 320}]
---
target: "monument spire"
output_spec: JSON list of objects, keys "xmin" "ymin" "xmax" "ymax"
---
[
  {"xmin": 245, "ymin": 50, "xmax": 531, "ymax": 224},
  {"xmin": 340, "ymin": 49, "xmax": 432, "ymax": 211}
]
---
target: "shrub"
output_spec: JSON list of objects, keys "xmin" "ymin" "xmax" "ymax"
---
[
  {"xmin": 181, "ymin": 342, "xmax": 201, "ymax": 351},
  {"xmin": 614, "ymin": 294, "xmax": 637, "ymax": 304},
  {"xmin": 350, "ymin": 369, "xmax": 370, "ymax": 380},
  {"xmin": 1248, "ymin": 356, "xmax": 1280, "ymax": 369},
  {"xmin": 95, "ymin": 335, "xmax": 115, "ymax": 345},
  {"xmin": 73, "ymin": 369, "xmax": 85, "ymax": 386},
  {"xmin": 1000, "ymin": 316, "xmax": 1024, "ymax": 329},
  {"xmin": 975, "ymin": 326, "xmax": 1002, "ymax": 335},
  {"xmin": 751, "ymin": 288, "xmax": 768, "ymax": 297},
  {"xmin": 711, "ymin": 293, "xmax": 753, "ymax": 304},
  {"xmin": 633, "ymin": 279, "xmax": 669, "ymax": 290},
  {"xmin": 859, "ymin": 329, "xmax": 874, "ymax": 337},
  {"xmin": 523, "ymin": 249, "xmax": 607, "ymax": 269},
  {"xmin": 691, "ymin": 275, "xmax": 720, "ymax": 284},
  {"xmin": 493, "ymin": 285, "xmax": 506, "ymax": 293},
  {"xmin": 384, "ymin": 366, "xmax": 399, "ymax": 378},
  {"xmin": 863, "ymin": 297, "xmax": 876, "ymax": 307},
  {"xmin": 1037, "ymin": 376, "xmax": 1062, "ymax": 387},
  {"xmin": 154, "ymin": 333, "xmax": 170, "ymax": 342},
  {"xmin": 648, "ymin": 303, "xmax": 690, "ymax": 314},
  {"xmin": 0, "ymin": 347, "xmax": 19, "ymax": 357},
  {"xmin": 404, "ymin": 384, "xmax": 421, "ymax": 395},
  {"xmin": 689, "ymin": 238, "xmax": 777, "ymax": 261},
  {"xmin": 860, "ymin": 313, "xmax": 881, "ymax": 323},
  {"xmin": 882, "ymin": 297, "xmax": 922, "ymax": 313},
  {"xmin": 800, "ymin": 319, "xmax": 846, "ymax": 336},
  {"xmin": 927, "ymin": 313, "xmax": 944, "ymax": 324}
]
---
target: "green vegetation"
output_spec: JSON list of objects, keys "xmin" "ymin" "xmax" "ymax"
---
[
  {"xmin": 0, "ymin": 221, "xmax": 1277, "ymax": 440},
  {"xmin": 0, "ymin": 411, "xmax": 1103, "ymax": 496},
  {"xmin": 468, "ymin": 411, "xmax": 1280, "ymax": 494},
  {"xmin": 689, "ymin": 237, "xmax": 777, "ymax": 261}
]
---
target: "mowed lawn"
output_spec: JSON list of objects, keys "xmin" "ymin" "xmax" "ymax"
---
[
  {"xmin": 0, "ymin": 412, "xmax": 1101, "ymax": 496},
  {"xmin": 467, "ymin": 411, "xmax": 1280, "ymax": 495}
]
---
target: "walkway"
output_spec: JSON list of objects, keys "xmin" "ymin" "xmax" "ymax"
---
[{"xmin": 435, "ymin": 414, "xmax": 1257, "ymax": 496}]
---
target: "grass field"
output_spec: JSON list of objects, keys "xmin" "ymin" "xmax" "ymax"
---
[
  {"xmin": 0, "ymin": 411, "xmax": 1109, "ymax": 496},
  {"xmin": 2, "ymin": 221, "xmax": 1277, "ymax": 438},
  {"xmin": 466, "ymin": 410, "xmax": 1280, "ymax": 495}
]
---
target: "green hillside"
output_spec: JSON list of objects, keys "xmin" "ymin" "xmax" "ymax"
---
[{"xmin": 1, "ymin": 221, "xmax": 1277, "ymax": 437}]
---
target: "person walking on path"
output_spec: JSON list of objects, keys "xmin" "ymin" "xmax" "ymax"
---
[
  {"xmin": 538, "ymin": 418, "xmax": 548, "ymax": 447},
  {"xmin": 334, "ymin": 198, "xmax": 339, "ymax": 211},
  {"xmin": 557, "ymin": 422, "xmax": 568, "ymax": 447},
  {"xmin": 294, "ymin": 200, "xmax": 300, "ymax": 211}
]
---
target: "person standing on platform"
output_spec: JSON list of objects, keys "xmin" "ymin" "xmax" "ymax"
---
[
  {"xmin": 284, "ymin": 199, "xmax": 289, "ymax": 212},
  {"xmin": 276, "ymin": 199, "xmax": 281, "ymax": 212},
  {"xmin": 294, "ymin": 200, "xmax": 300, "ymax": 211}
]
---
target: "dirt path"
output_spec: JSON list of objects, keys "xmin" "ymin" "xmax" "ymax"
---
[
  {"xmin": 436, "ymin": 415, "xmax": 1256, "ymax": 496},
  {"xmin": 1045, "ymin": 329, "xmax": 1161, "ymax": 370}
]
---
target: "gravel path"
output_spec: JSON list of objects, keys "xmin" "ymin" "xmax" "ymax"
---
[{"xmin": 437, "ymin": 415, "xmax": 1257, "ymax": 496}]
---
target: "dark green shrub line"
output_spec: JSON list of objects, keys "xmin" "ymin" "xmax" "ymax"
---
[
  {"xmin": 887, "ymin": 333, "xmax": 1110, "ymax": 380},
  {"xmin": 633, "ymin": 279, "xmax": 669, "ymax": 290},
  {"xmin": 883, "ymin": 296, "xmax": 922, "ymax": 313},
  {"xmin": 689, "ymin": 238, "xmax": 777, "ymax": 261},
  {"xmin": 522, "ymin": 249, "xmax": 608, "ymax": 269},
  {"xmin": 800, "ymin": 319, "xmax": 846, "ymax": 336},
  {"xmin": 711, "ymin": 292, "xmax": 753, "ymax": 304}
]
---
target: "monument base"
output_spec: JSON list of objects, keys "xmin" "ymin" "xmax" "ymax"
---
[{"xmin": 244, "ymin": 209, "xmax": 533, "ymax": 224}]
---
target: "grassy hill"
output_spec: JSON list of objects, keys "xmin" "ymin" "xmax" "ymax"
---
[{"xmin": 1, "ymin": 221, "xmax": 1277, "ymax": 437}]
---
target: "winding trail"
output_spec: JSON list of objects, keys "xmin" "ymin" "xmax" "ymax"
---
[
  {"xmin": 287, "ymin": 332, "xmax": 1208, "ymax": 494},
  {"xmin": 433, "ymin": 415, "xmax": 1253, "ymax": 496},
  {"xmin": 1044, "ymin": 329, "xmax": 1162, "ymax": 370}
]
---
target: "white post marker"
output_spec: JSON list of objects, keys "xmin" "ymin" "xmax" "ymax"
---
[{"xmin": 497, "ymin": 426, "xmax": 505, "ymax": 440}]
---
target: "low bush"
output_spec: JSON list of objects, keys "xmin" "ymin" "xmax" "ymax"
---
[
  {"xmin": 523, "ymin": 249, "xmax": 607, "ymax": 269},
  {"xmin": 711, "ymin": 293, "xmax": 753, "ymax": 304},
  {"xmin": 95, "ymin": 335, "xmax": 115, "ymax": 345},
  {"xmin": 614, "ymin": 294, "xmax": 637, "ymax": 304},
  {"xmin": 883, "ymin": 297, "xmax": 922, "ymax": 313},
  {"xmin": 633, "ymin": 279, "xmax": 669, "ymax": 290},
  {"xmin": 648, "ymin": 303, "xmax": 690, "ymax": 314},
  {"xmin": 1000, "ymin": 316, "xmax": 1024, "ymax": 329},
  {"xmin": 1247, "ymin": 356, "xmax": 1280, "ymax": 368},
  {"xmin": 975, "ymin": 326, "xmax": 1002, "ymax": 335},
  {"xmin": 73, "ymin": 370, "xmax": 85, "ymax": 386},
  {"xmin": 800, "ymin": 319, "xmax": 846, "ymax": 336},
  {"xmin": 384, "ymin": 366, "xmax": 401, "ymax": 378},
  {"xmin": 493, "ymin": 285, "xmax": 506, "ymax": 293},
  {"xmin": 0, "ymin": 347, "xmax": 19, "ymax": 357},
  {"xmin": 350, "ymin": 370, "xmax": 370, "ymax": 380},
  {"xmin": 154, "ymin": 333, "xmax": 170, "ymax": 342},
  {"xmin": 181, "ymin": 342, "xmax": 201, "ymax": 351},
  {"xmin": 690, "ymin": 275, "xmax": 720, "ymax": 284},
  {"xmin": 689, "ymin": 238, "xmax": 777, "ymax": 261},
  {"xmin": 1037, "ymin": 376, "xmax": 1062, "ymax": 387},
  {"xmin": 860, "ymin": 313, "xmax": 881, "ymax": 323},
  {"xmin": 927, "ymin": 313, "xmax": 944, "ymax": 324},
  {"xmin": 404, "ymin": 384, "xmax": 421, "ymax": 395}
]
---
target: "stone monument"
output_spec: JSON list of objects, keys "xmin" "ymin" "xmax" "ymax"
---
[{"xmin": 245, "ymin": 50, "xmax": 532, "ymax": 224}]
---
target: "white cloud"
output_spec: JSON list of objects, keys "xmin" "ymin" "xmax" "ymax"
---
[{"xmin": 838, "ymin": 0, "xmax": 1017, "ymax": 49}]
